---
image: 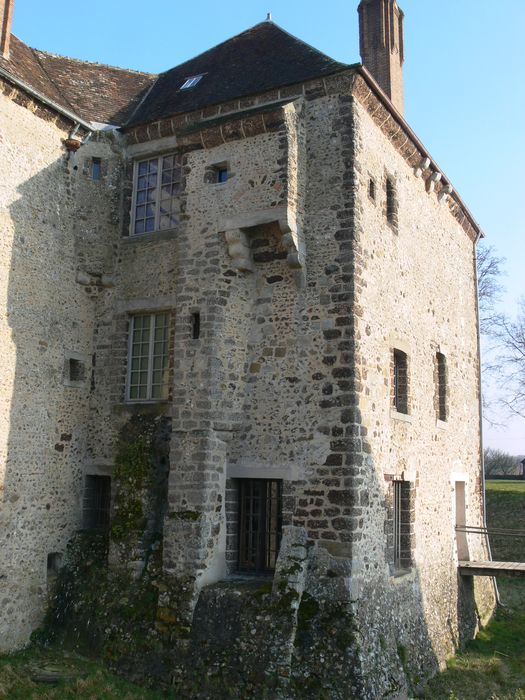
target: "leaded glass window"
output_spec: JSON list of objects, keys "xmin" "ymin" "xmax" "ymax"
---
[
  {"xmin": 127, "ymin": 313, "xmax": 170, "ymax": 401},
  {"xmin": 132, "ymin": 155, "xmax": 182, "ymax": 235}
]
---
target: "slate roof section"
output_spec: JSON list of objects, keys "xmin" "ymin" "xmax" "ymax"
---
[
  {"xmin": 0, "ymin": 34, "xmax": 155, "ymax": 125},
  {"xmin": 126, "ymin": 21, "xmax": 347, "ymax": 127},
  {"xmin": 0, "ymin": 22, "xmax": 346, "ymax": 127}
]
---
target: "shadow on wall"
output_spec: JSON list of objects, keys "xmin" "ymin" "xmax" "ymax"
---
[{"xmin": 0, "ymin": 146, "xmax": 97, "ymax": 651}]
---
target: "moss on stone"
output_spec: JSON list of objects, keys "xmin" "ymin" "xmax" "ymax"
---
[{"xmin": 296, "ymin": 592, "xmax": 320, "ymax": 636}]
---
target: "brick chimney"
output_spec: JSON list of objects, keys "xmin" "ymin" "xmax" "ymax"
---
[
  {"xmin": 358, "ymin": 0, "xmax": 405, "ymax": 114},
  {"xmin": 0, "ymin": 0, "xmax": 13, "ymax": 59}
]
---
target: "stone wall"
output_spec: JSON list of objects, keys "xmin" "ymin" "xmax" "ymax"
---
[
  {"xmin": 345, "ymin": 96, "xmax": 496, "ymax": 692},
  {"xmin": 0, "ymin": 61, "xmax": 497, "ymax": 697},
  {"xmin": 0, "ymin": 91, "xmax": 120, "ymax": 650}
]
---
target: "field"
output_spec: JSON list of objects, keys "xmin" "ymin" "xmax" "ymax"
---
[{"xmin": 1, "ymin": 480, "xmax": 524, "ymax": 699}]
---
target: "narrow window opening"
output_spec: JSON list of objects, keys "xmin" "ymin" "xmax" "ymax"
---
[
  {"xmin": 436, "ymin": 352, "xmax": 447, "ymax": 421},
  {"xmin": 91, "ymin": 157, "xmax": 102, "ymax": 181},
  {"xmin": 83, "ymin": 475, "xmax": 111, "ymax": 531},
  {"xmin": 191, "ymin": 312, "xmax": 201, "ymax": 340},
  {"xmin": 238, "ymin": 479, "xmax": 282, "ymax": 575},
  {"xmin": 69, "ymin": 357, "xmax": 85, "ymax": 382},
  {"xmin": 392, "ymin": 349, "xmax": 408, "ymax": 414},
  {"xmin": 386, "ymin": 177, "xmax": 397, "ymax": 225},
  {"xmin": 369, "ymin": 177, "xmax": 376, "ymax": 201},
  {"xmin": 47, "ymin": 552, "xmax": 63, "ymax": 581},
  {"xmin": 393, "ymin": 480, "xmax": 412, "ymax": 571}
]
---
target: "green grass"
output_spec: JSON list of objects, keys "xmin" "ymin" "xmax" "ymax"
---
[
  {"xmin": 0, "ymin": 648, "xmax": 167, "ymax": 699},
  {"xmin": 422, "ymin": 480, "xmax": 525, "ymax": 699},
  {"xmin": 486, "ymin": 480, "xmax": 525, "ymax": 495}
]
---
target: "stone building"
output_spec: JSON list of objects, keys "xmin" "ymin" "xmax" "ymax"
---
[{"xmin": 0, "ymin": 0, "xmax": 496, "ymax": 696}]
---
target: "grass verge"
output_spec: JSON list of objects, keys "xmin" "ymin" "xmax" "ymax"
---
[
  {"xmin": 422, "ymin": 480, "xmax": 525, "ymax": 699},
  {"xmin": 0, "ymin": 648, "xmax": 167, "ymax": 700}
]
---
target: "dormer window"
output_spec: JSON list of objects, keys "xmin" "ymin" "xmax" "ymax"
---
[{"xmin": 180, "ymin": 75, "xmax": 203, "ymax": 90}]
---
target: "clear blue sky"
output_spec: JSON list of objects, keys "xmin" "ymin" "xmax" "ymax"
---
[{"xmin": 12, "ymin": 0, "xmax": 525, "ymax": 453}]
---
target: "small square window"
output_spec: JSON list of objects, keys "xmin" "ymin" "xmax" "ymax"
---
[
  {"xmin": 64, "ymin": 352, "xmax": 87, "ymax": 387},
  {"xmin": 91, "ymin": 157, "xmax": 102, "ymax": 181},
  {"xmin": 180, "ymin": 75, "xmax": 203, "ymax": 90},
  {"xmin": 216, "ymin": 167, "xmax": 228, "ymax": 183},
  {"xmin": 69, "ymin": 358, "xmax": 85, "ymax": 382}
]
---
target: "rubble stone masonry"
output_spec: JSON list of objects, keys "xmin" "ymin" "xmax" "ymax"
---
[{"xmin": 0, "ymin": 61, "xmax": 496, "ymax": 697}]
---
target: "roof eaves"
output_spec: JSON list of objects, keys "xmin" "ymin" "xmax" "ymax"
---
[
  {"xmin": 357, "ymin": 65, "xmax": 483, "ymax": 240},
  {"xmin": 123, "ymin": 63, "xmax": 353, "ymax": 131},
  {"xmin": 0, "ymin": 64, "xmax": 92, "ymax": 130}
]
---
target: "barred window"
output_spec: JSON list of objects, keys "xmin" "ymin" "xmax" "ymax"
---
[
  {"xmin": 386, "ymin": 177, "xmax": 397, "ymax": 227},
  {"xmin": 393, "ymin": 480, "xmax": 413, "ymax": 570},
  {"xmin": 238, "ymin": 479, "xmax": 282, "ymax": 574},
  {"xmin": 392, "ymin": 349, "xmax": 409, "ymax": 414},
  {"xmin": 132, "ymin": 154, "xmax": 182, "ymax": 234},
  {"xmin": 127, "ymin": 313, "xmax": 170, "ymax": 401},
  {"xmin": 436, "ymin": 352, "xmax": 447, "ymax": 421}
]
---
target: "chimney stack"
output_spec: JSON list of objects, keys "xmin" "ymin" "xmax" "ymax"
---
[
  {"xmin": 358, "ymin": 0, "xmax": 405, "ymax": 115},
  {"xmin": 0, "ymin": 0, "xmax": 13, "ymax": 60}
]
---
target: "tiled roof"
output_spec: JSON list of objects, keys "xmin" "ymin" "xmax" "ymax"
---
[
  {"xmin": 0, "ymin": 22, "xmax": 346, "ymax": 127},
  {"xmin": 0, "ymin": 34, "xmax": 155, "ymax": 125},
  {"xmin": 127, "ymin": 21, "xmax": 347, "ymax": 127}
]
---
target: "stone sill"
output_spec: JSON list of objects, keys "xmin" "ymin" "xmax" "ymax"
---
[
  {"xmin": 390, "ymin": 409, "xmax": 412, "ymax": 424},
  {"xmin": 436, "ymin": 419, "xmax": 448, "ymax": 430},
  {"xmin": 122, "ymin": 228, "xmax": 178, "ymax": 244},
  {"xmin": 112, "ymin": 401, "xmax": 171, "ymax": 417},
  {"xmin": 389, "ymin": 567, "xmax": 416, "ymax": 584}
]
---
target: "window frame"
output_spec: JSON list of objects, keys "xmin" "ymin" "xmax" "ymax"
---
[
  {"xmin": 392, "ymin": 480, "xmax": 413, "ymax": 572},
  {"xmin": 82, "ymin": 474, "xmax": 111, "ymax": 532},
  {"xmin": 392, "ymin": 348, "xmax": 409, "ymax": 415},
  {"xmin": 126, "ymin": 312, "xmax": 170, "ymax": 402},
  {"xmin": 129, "ymin": 154, "xmax": 182, "ymax": 236},
  {"xmin": 238, "ymin": 478, "xmax": 283, "ymax": 575},
  {"xmin": 436, "ymin": 352, "xmax": 447, "ymax": 422}
]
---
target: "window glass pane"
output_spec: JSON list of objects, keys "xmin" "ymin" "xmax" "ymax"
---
[
  {"xmin": 128, "ymin": 313, "xmax": 170, "ymax": 401},
  {"xmin": 138, "ymin": 161, "xmax": 148, "ymax": 176}
]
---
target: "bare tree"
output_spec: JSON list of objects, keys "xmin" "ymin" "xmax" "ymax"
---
[
  {"xmin": 484, "ymin": 447, "xmax": 520, "ymax": 476},
  {"xmin": 476, "ymin": 244, "xmax": 505, "ymax": 335},
  {"xmin": 491, "ymin": 299, "xmax": 525, "ymax": 419}
]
